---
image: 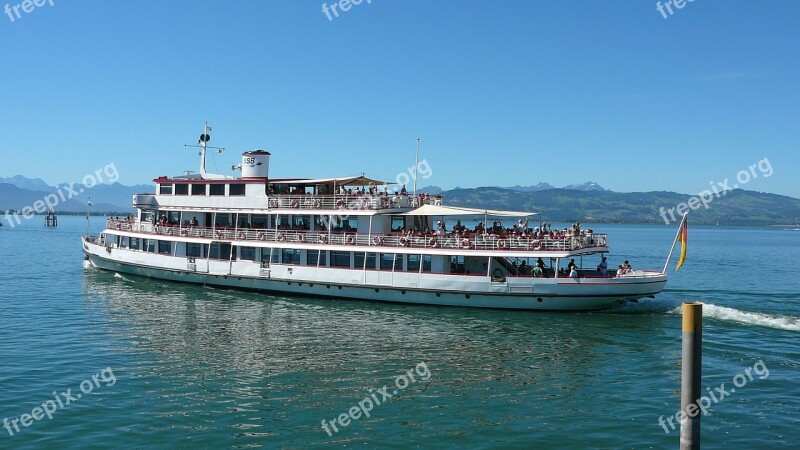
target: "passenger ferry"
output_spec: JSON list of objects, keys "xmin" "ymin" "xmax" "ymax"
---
[{"xmin": 82, "ymin": 125, "xmax": 668, "ymax": 310}]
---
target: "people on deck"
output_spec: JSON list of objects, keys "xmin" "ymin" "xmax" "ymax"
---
[
  {"xmin": 569, "ymin": 266, "xmax": 578, "ymax": 277},
  {"xmin": 598, "ymin": 256, "xmax": 608, "ymax": 276},
  {"xmin": 567, "ymin": 259, "xmax": 577, "ymax": 272}
]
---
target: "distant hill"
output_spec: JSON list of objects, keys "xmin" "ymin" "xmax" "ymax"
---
[
  {"xmin": 3, "ymin": 175, "xmax": 799, "ymax": 225},
  {"xmin": 0, "ymin": 176, "xmax": 146, "ymax": 212},
  {"xmin": 426, "ymin": 182, "xmax": 607, "ymax": 193},
  {"xmin": 441, "ymin": 187, "xmax": 800, "ymax": 226}
]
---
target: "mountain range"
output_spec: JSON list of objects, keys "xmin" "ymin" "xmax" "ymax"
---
[
  {"xmin": 2, "ymin": 176, "xmax": 799, "ymax": 225},
  {"xmin": 0, "ymin": 176, "xmax": 150, "ymax": 213}
]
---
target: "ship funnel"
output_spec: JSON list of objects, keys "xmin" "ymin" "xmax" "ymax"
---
[{"xmin": 241, "ymin": 150, "xmax": 270, "ymax": 178}]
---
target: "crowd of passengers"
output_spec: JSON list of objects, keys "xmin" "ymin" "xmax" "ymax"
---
[
  {"xmin": 152, "ymin": 214, "xmax": 598, "ymax": 244},
  {"xmin": 397, "ymin": 220, "xmax": 597, "ymax": 242},
  {"xmin": 268, "ymin": 182, "xmax": 431, "ymax": 199}
]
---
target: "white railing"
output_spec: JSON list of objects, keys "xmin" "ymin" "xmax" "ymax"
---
[
  {"xmin": 106, "ymin": 219, "xmax": 608, "ymax": 252},
  {"xmin": 265, "ymin": 194, "xmax": 441, "ymax": 211}
]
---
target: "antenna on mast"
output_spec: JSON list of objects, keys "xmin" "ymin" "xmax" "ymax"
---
[{"xmin": 184, "ymin": 122, "xmax": 225, "ymax": 179}]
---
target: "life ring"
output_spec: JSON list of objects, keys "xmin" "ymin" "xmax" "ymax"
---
[
  {"xmin": 373, "ymin": 236, "xmax": 384, "ymax": 246},
  {"xmin": 180, "ymin": 229, "xmax": 188, "ymax": 237},
  {"xmin": 346, "ymin": 235, "xmax": 355, "ymax": 245},
  {"xmin": 493, "ymin": 268, "xmax": 503, "ymax": 279},
  {"xmin": 290, "ymin": 200, "xmax": 299, "ymax": 209},
  {"xmin": 319, "ymin": 235, "xmax": 328, "ymax": 244},
  {"xmin": 497, "ymin": 239, "xmax": 507, "ymax": 250},
  {"xmin": 269, "ymin": 199, "xmax": 278, "ymax": 208},
  {"xmin": 313, "ymin": 199, "xmax": 322, "ymax": 208},
  {"xmin": 257, "ymin": 232, "xmax": 266, "ymax": 241},
  {"xmin": 529, "ymin": 239, "xmax": 540, "ymax": 249},
  {"xmin": 336, "ymin": 199, "xmax": 345, "ymax": 209},
  {"xmin": 462, "ymin": 238, "xmax": 473, "ymax": 249},
  {"xmin": 428, "ymin": 237, "xmax": 437, "ymax": 248},
  {"xmin": 399, "ymin": 236, "xmax": 409, "ymax": 247},
  {"xmin": 296, "ymin": 234, "xmax": 305, "ymax": 243},
  {"xmin": 277, "ymin": 233, "xmax": 286, "ymax": 242},
  {"xmin": 215, "ymin": 231, "xmax": 223, "ymax": 239}
]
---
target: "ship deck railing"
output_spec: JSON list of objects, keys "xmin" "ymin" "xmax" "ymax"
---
[
  {"xmin": 106, "ymin": 219, "xmax": 608, "ymax": 253},
  {"xmin": 265, "ymin": 193, "xmax": 442, "ymax": 210}
]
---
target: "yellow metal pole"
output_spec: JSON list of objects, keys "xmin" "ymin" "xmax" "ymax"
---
[{"xmin": 680, "ymin": 302, "xmax": 703, "ymax": 450}]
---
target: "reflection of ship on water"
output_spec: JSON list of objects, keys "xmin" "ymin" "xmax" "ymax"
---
[{"xmin": 81, "ymin": 269, "xmax": 642, "ymax": 390}]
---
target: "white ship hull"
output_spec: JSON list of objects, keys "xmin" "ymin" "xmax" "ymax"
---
[{"xmin": 83, "ymin": 238, "xmax": 666, "ymax": 311}]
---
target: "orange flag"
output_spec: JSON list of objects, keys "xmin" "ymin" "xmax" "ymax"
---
[{"xmin": 676, "ymin": 217, "xmax": 688, "ymax": 271}]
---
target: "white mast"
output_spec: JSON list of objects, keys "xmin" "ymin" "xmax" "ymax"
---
[
  {"xmin": 413, "ymin": 138, "xmax": 420, "ymax": 196},
  {"xmin": 184, "ymin": 122, "xmax": 225, "ymax": 179}
]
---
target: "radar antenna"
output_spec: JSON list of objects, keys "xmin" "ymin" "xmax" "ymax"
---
[{"xmin": 184, "ymin": 122, "xmax": 225, "ymax": 179}]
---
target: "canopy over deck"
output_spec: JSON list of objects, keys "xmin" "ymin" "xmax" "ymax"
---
[
  {"xmin": 283, "ymin": 175, "xmax": 394, "ymax": 186},
  {"xmin": 402, "ymin": 204, "xmax": 538, "ymax": 217}
]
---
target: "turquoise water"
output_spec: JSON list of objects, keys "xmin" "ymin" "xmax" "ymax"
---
[{"xmin": 1, "ymin": 216, "xmax": 798, "ymax": 448}]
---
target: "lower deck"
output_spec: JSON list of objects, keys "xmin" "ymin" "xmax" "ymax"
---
[{"xmin": 83, "ymin": 235, "xmax": 667, "ymax": 311}]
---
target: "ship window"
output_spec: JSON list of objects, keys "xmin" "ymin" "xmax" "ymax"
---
[
  {"xmin": 186, "ymin": 243, "xmax": 204, "ymax": 258},
  {"xmin": 120, "ymin": 237, "xmax": 129, "ymax": 249},
  {"xmin": 252, "ymin": 214, "xmax": 269, "ymax": 229},
  {"xmin": 191, "ymin": 184, "xmax": 206, "ymax": 196},
  {"xmin": 240, "ymin": 246, "xmax": 257, "ymax": 261},
  {"xmin": 158, "ymin": 241, "xmax": 172, "ymax": 255},
  {"xmin": 214, "ymin": 214, "xmax": 232, "ymax": 227},
  {"xmin": 159, "ymin": 184, "xmax": 173, "ymax": 195},
  {"xmin": 130, "ymin": 237, "xmax": 139, "ymax": 250},
  {"xmin": 380, "ymin": 253, "xmax": 395, "ymax": 270},
  {"xmin": 146, "ymin": 239, "xmax": 156, "ymax": 253},
  {"xmin": 261, "ymin": 248, "xmax": 278, "ymax": 264},
  {"xmin": 423, "ymin": 255, "xmax": 432, "ymax": 272},
  {"xmin": 330, "ymin": 251, "xmax": 351, "ymax": 268},
  {"xmin": 450, "ymin": 256, "xmax": 465, "ymax": 274},
  {"xmin": 354, "ymin": 252, "xmax": 376, "ymax": 270},
  {"xmin": 229, "ymin": 184, "xmax": 246, "ymax": 196},
  {"xmin": 282, "ymin": 248, "xmax": 301, "ymax": 265},
  {"xmin": 210, "ymin": 243, "xmax": 232, "ymax": 260},
  {"xmin": 293, "ymin": 215, "xmax": 311, "ymax": 231},
  {"xmin": 175, "ymin": 184, "xmax": 189, "ymax": 195},
  {"xmin": 408, "ymin": 254, "xmax": 421, "ymax": 272},
  {"xmin": 307, "ymin": 250, "xmax": 327, "ymax": 266},
  {"xmin": 209, "ymin": 184, "xmax": 225, "ymax": 196},
  {"xmin": 391, "ymin": 216, "xmax": 405, "ymax": 232}
]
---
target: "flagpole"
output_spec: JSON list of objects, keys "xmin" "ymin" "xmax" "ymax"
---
[
  {"xmin": 662, "ymin": 212, "xmax": 688, "ymax": 274},
  {"xmin": 413, "ymin": 138, "xmax": 420, "ymax": 196}
]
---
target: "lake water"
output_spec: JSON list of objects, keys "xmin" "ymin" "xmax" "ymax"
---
[{"xmin": 0, "ymin": 215, "xmax": 798, "ymax": 448}]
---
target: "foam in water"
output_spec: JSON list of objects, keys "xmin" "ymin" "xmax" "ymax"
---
[
  {"xmin": 699, "ymin": 303, "xmax": 800, "ymax": 332},
  {"xmin": 614, "ymin": 298, "xmax": 800, "ymax": 332}
]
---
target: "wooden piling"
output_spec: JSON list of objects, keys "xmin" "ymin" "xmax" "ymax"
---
[{"xmin": 680, "ymin": 302, "xmax": 702, "ymax": 449}]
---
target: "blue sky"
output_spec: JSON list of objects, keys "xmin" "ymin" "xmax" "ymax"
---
[{"xmin": 1, "ymin": 0, "xmax": 798, "ymax": 197}]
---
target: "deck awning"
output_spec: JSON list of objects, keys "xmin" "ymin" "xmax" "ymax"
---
[
  {"xmin": 282, "ymin": 175, "xmax": 394, "ymax": 186},
  {"xmin": 402, "ymin": 204, "xmax": 538, "ymax": 217}
]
